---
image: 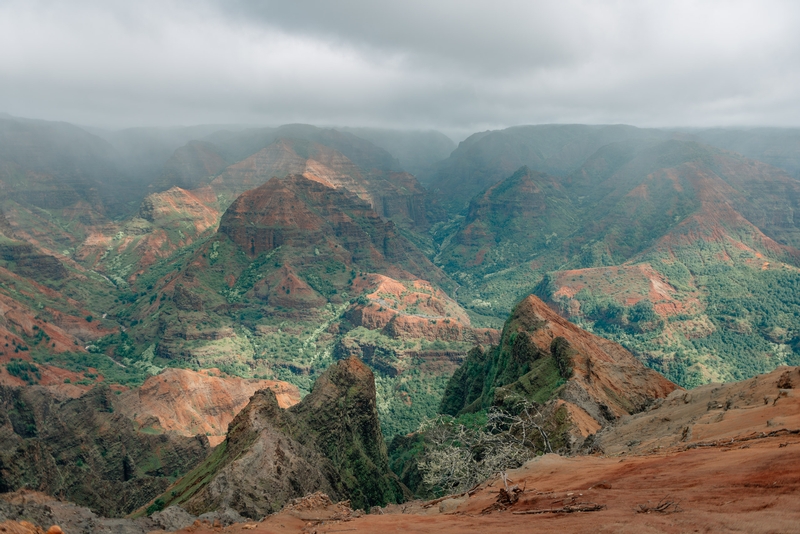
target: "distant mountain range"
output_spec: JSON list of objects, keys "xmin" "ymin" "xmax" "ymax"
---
[
  {"xmin": 2, "ymin": 114, "xmax": 800, "ymax": 440},
  {"xmin": 426, "ymin": 128, "xmax": 800, "ymax": 385}
]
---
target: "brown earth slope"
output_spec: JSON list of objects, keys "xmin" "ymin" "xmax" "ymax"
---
[
  {"xmin": 343, "ymin": 274, "xmax": 496, "ymax": 345},
  {"xmin": 116, "ymin": 368, "xmax": 300, "ymax": 447},
  {"xmin": 0, "ymin": 260, "xmax": 112, "ymax": 361},
  {"xmin": 595, "ymin": 366, "xmax": 800, "ymax": 454},
  {"xmin": 507, "ymin": 295, "xmax": 678, "ymax": 445},
  {"xmin": 74, "ymin": 185, "xmax": 221, "ymax": 278},
  {"xmin": 218, "ymin": 174, "xmax": 446, "ymax": 287},
  {"xmin": 0, "ymin": 385, "xmax": 211, "ymax": 517}
]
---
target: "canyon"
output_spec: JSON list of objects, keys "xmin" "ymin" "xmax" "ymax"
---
[{"xmin": 2, "ymin": 117, "xmax": 800, "ymax": 532}]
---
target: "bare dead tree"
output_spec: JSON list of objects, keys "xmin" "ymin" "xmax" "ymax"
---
[
  {"xmin": 417, "ymin": 400, "xmax": 553, "ymax": 495},
  {"xmin": 485, "ymin": 399, "xmax": 553, "ymax": 454}
]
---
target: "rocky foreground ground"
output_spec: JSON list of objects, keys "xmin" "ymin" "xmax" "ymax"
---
[
  {"xmin": 181, "ymin": 440, "xmax": 795, "ymax": 534},
  {"xmin": 172, "ymin": 367, "xmax": 800, "ymax": 533},
  {"xmin": 2, "ymin": 367, "xmax": 797, "ymax": 534}
]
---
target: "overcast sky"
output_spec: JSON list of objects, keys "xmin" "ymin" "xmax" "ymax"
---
[{"xmin": 1, "ymin": 0, "xmax": 799, "ymax": 138}]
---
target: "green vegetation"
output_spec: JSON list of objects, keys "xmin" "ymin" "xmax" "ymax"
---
[
  {"xmin": 145, "ymin": 498, "xmax": 166, "ymax": 516},
  {"xmin": 5, "ymin": 359, "xmax": 41, "ymax": 384},
  {"xmin": 540, "ymin": 244, "xmax": 800, "ymax": 387},
  {"xmin": 339, "ymin": 327, "xmax": 474, "ymax": 437},
  {"xmin": 375, "ymin": 371, "xmax": 451, "ymax": 439},
  {"xmin": 9, "ymin": 124, "xmax": 800, "ymax": 466},
  {"xmin": 33, "ymin": 350, "xmax": 148, "ymax": 386},
  {"xmin": 439, "ymin": 320, "xmax": 566, "ymax": 416},
  {"xmin": 431, "ymin": 139, "xmax": 800, "ymax": 389},
  {"xmin": 134, "ymin": 440, "xmax": 230, "ymax": 516}
]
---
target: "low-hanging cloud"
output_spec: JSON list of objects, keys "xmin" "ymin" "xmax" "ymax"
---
[{"xmin": 1, "ymin": 0, "xmax": 799, "ymax": 136}]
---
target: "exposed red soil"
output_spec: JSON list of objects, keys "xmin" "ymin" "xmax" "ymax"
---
[
  {"xmin": 0, "ymin": 351, "xmax": 90, "ymax": 397},
  {"xmin": 0, "ymin": 272, "xmax": 111, "ymax": 355},
  {"xmin": 141, "ymin": 187, "xmax": 220, "ymax": 233},
  {"xmin": 74, "ymin": 186, "xmax": 220, "ymax": 277},
  {"xmin": 452, "ymin": 167, "xmax": 561, "ymax": 266},
  {"xmin": 129, "ymin": 187, "xmax": 220, "ymax": 276},
  {"xmin": 253, "ymin": 265, "xmax": 327, "ymax": 309},
  {"xmin": 652, "ymin": 162, "xmax": 799, "ymax": 263},
  {"xmin": 219, "ymin": 175, "xmax": 388, "ymax": 258},
  {"xmin": 174, "ymin": 438, "xmax": 800, "ymax": 534},
  {"xmin": 597, "ymin": 366, "xmax": 800, "ymax": 454},
  {"xmin": 177, "ymin": 367, "xmax": 800, "ymax": 534},
  {"xmin": 0, "ymin": 520, "xmax": 52, "ymax": 534},
  {"xmin": 211, "ymin": 139, "xmax": 369, "ymax": 200},
  {"xmin": 210, "ymin": 140, "xmax": 427, "ymax": 228},
  {"xmin": 116, "ymin": 368, "xmax": 300, "ymax": 446},
  {"xmin": 0, "ymin": 301, "xmax": 99, "ymax": 354},
  {"xmin": 551, "ymin": 263, "xmax": 702, "ymax": 317},
  {"xmin": 346, "ymin": 274, "xmax": 498, "ymax": 343}
]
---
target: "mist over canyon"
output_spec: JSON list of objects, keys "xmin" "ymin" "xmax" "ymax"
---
[{"xmin": 2, "ymin": 2, "xmax": 800, "ymax": 532}]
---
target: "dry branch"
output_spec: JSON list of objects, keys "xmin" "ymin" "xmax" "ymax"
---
[
  {"xmin": 686, "ymin": 428, "xmax": 800, "ymax": 449},
  {"xmin": 634, "ymin": 496, "xmax": 682, "ymax": 514},
  {"xmin": 480, "ymin": 476, "xmax": 526, "ymax": 514},
  {"xmin": 512, "ymin": 503, "xmax": 606, "ymax": 514}
]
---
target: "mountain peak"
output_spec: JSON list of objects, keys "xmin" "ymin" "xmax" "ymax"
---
[
  {"xmin": 441, "ymin": 294, "xmax": 678, "ymax": 450},
  {"xmin": 145, "ymin": 357, "xmax": 404, "ymax": 519}
]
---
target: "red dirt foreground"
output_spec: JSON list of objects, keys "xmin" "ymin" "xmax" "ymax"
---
[{"xmin": 172, "ymin": 367, "xmax": 800, "ymax": 534}]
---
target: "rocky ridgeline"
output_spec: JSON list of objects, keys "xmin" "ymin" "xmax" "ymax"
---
[
  {"xmin": 215, "ymin": 172, "xmax": 452, "ymax": 297},
  {"xmin": 441, "ymin": 295, "xmax": 678, "ymax": 450},
  {"xmin": 212, "ymin": 139, "xmax": 421, "ymax": 225},
  {"xmin": 219, "ymin": 174, "xmax": 427, "ymax": 270},
  {"xmin": 144, "ymin": 357, "xmax": 405, "ymax": 519},
  {"xmin": 116, "ymin": 368, "xmax": 300, "ymax": 447},
  {"xmin": 0, "ymin": 489, "xmax": 247, "ymax": 534}
]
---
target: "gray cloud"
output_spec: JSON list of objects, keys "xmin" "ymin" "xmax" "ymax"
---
[{"xmin": 1, "ymin": 0, "xmax": 799, "ymax": 137}]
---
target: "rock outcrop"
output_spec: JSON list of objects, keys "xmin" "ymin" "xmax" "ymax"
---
[
  {"xmin": 440, "ymin": 295, "xmax": 678, "ymax": 450},
  {"xmin": 0, "ymin": 210, "xmax": 15, "ymax": 239},
  {"xmin": 75, "ymin": 185, "xmax": 221, "ymax": 277},
  {"xmin": 147, "ymin": 357, "xmax": 405, "ymax": 518},
  {"xmin": 218, "ymin": 174, "xmax": 447, "ymax": 288},
  {"xmin": 343, "ymin": 274, "xmax": 485, "ymax": 343},
  {"xmin": 136, "ymin": 187, "xmax": 219, "ymax": 233},
  {"xmin": 211, "ymin": 137, "xmax": 428, "ymax": 228},
  {"xmin": 0, "ymin": 242, "xmax": 67, "ymax": 282},
  {"xmin": 0, "ymin": 490, "xmax": 157, "ymax": 534}
]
